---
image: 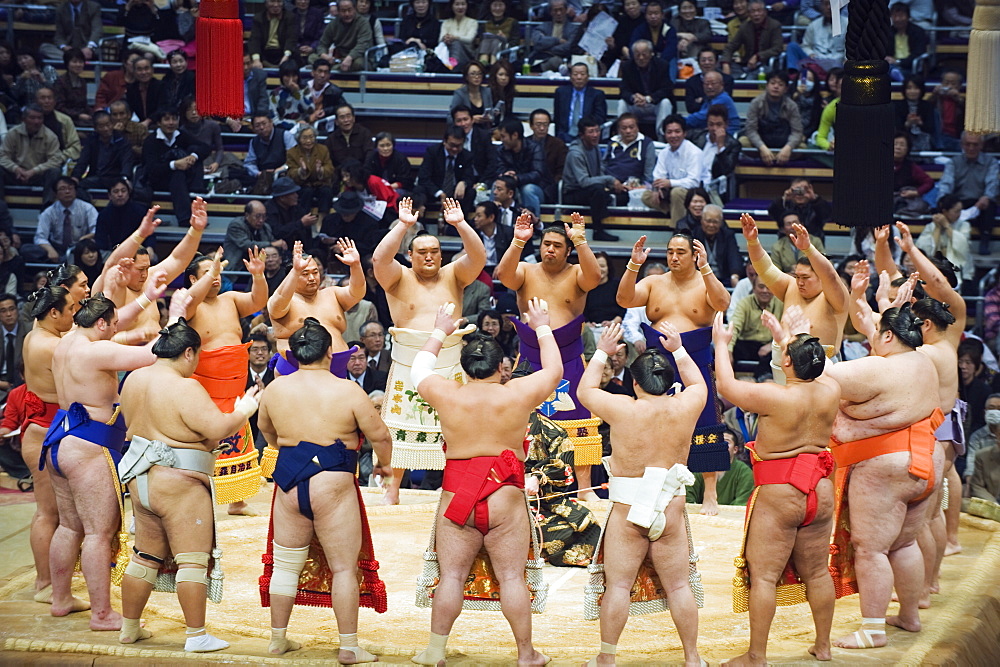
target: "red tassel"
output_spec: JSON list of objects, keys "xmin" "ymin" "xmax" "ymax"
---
[{"xmin": 196, "ymin": 0, "xmax": 244, "ymax": 118}]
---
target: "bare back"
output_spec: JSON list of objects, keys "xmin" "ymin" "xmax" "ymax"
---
[
  {"xmin": 384, "ymin": 265, "xmax": 465, "ymax": 330},
  {"xmin": 918, "ymin": 339, "xmax": 958, "ymax": 414},
  {"xmin": 23, "ymin": 328, "xmax": 62, "ymax": 403},
  {"xmin": 121, "ymin": 365, "xmax": 224, "ymax": 451},
  {"xmin": 644, "ymin": 273, "xmax": 715, "ymax": 332},
  {"xmin": 273, "ymin": 288, "xmax": 351, "ymax": 353},
  {"xmin": 259, "ymin": 370, "xmax": 386, "ymax": 450},
  {"xmin": 754, "ymin": 377, "xmax": 841, "ymax": 459},
  {"xmin": 603, "ymin": 393, "xmax": 700, "ymax": 477},
  {"xmin": 186, "ymin": 294, "xmax": 244, "ymax": 350},
  {"xmin": 52, "ymin": 332, "xmax": 121, "ymax": 422},
  {"xmin": 431, "ymin": 380, "xmax": 542, "ymax": 460},
  {"xmin": 515, "ymin": 264, "xmax": 587, "ymax": 328},
  {"xmin": 827, "ymin": 351, "xmax": 940, "ymax": 442},
  {"xmin": 775, "ymin": 284, "xmax": 847, "ymax": 350}
]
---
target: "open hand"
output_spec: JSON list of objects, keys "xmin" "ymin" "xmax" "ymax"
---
[
  {"xmin": 210, "ymin": 247, "xmax": 228, "ymax": 276},
  {"xmin": 397, "ymin": 197, "xmax": 418, "ymax": 227},
  {"xmin": 891, "ymin": 271, "xmax": 920, "ymax": 309},
  {"xmin": 138, "ymin": 205, "xmax": 162, "ymax": 238},
  {"xmin": 597, "ymin": 322, "xmax": 624, "ymax": 356},
  {"xmin": 433, "ymin": 302, "xmax": 461, "ymax": 335},
  {"xmin": 524, "ymin": 296, "xmax": 550, "ymax": 329},
  {"xmin": 514, "ymin": 211, "xmax": 534, "ymax": 243},
  {"xmin": 291, "ymin": 240, "xmax": 309, "ymax": 272},
  {"xmin": 656, "ymin": 320, "xmax": 682, "ymax": 352},
  {"xmin": 789, "ymin": 222, "xmax": 811, "ymax": 251},
  {"xmin": 565, "ymin": 212, "xmax": 586, "ymax": 245},
  {"xmin": 631, "ymin": 235, "xmax": 650, "ymax": 266},
  {"xmin": 692, "ymin": 239, "xmax": 709, "ymax": 270},
  {"xmin": 244, "ymin": 246, "xmax": 266, "ymax": 275},
  {"xmin": 712, "ymin": 311, "xmax": 733, "ymax": 347},
  {"xmin": 760, "ymin": 309, "xmax": 785, "ymax": 344},
  {"xmin": 169, "ymin": 287, "xmax": 193, "ymax": 319},
  {"xmin": 895, "ymin": 220, "xmax": 915, "ymax": 253},
  {"xmin": 441, "ymin": 198, "xmax": 466, "ymax": 227},
  {"xmin": 143, "ymin": 268, "xmax": 168, "ymax": 301},
  {"xmin": 334, "ymin": 237, "xmax": 360, "ymax": 265},
  {"xmin": 850, "ymin": 260, "xmax": 870, "ymax": 295},
  {"xmin": 190, "ymin": 197, "xmax": 208, "ymax": 231},
  {"xmin": 740, "ymin": 212, "xmax": 759, "ymax": 242}
]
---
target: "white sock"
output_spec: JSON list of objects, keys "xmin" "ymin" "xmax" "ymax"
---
[{"xmin": 184, "ymin": 626, "xmax": 230, "ymax": 652}]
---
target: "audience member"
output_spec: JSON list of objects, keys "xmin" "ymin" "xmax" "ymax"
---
[
  {"xmin": 24, "ymin": 177, "xmax": 96, "ymax": 262},
  {"xmin": 894, "ymin": 74, "xmax": 938, "ymax": 152},
  {"xmin": 787, "ymin": 0, "xmax": 846, "ymax": 73},
  {"xmin": 553, "ymin": 62, "xmax": 607, "ymax": 142},
  {"xmin": 767, "ymin": 177, "xmax": 832, "ymax": 240},
  {"xmin": 12, "ymin": 48, "xmax": 56, "ymax": 107},
  {"xmin": 365, "ymin": 131, "xmax": 415, "ymax": 198},
  {"xmin": 41, "ymin": 0, "xmax": 103, "ymax": 61},
  {"xmin": 0, "ymin": 292, "xmax": 25, "ymax": 405},
  {"xmin": 488, "ymin": 60, "xmax": 517, "ymax": 123},
  {"xmin": 769, "ymin": 211, "xmax": 825, "ymax": 272},
  {"xmin": 984, "ymin": 283, "xmax": 1000, "ymax": 355},
  {"xmin": 915, "ymin": 193, "xmax": 973, "ymax": 284},
  {"xmin": 630, "ymin": 0, "xmax": 677, "ymax": 65},
  {"xmin": 249, "ymin": 0, "xmax": 297, "ymax": 68},
  {"xmin": 892, "ymin": 131, "xmax": 932, "ymax": 216},
  {"xmin": 94, "ymin": 51, "xmax": 140, "ymax": 111},
  {"xmin": 721, "ymin": 0, "xmax": 784, "ymax": 77},
  {"xmin": 344, "ymin": 342, "xmax": 388, "ymax": 392},
  {"xmin": 692, "ymin": 104, "xmax": 741, "ymax": 203},
  {"xmin": 726, "ymin": 0, "xmax": 751, "ymax": 43},
  {"xmin": 360, "ymin": 319, "xmax": 390, "ymax": 373},
  {"xmin": 71, "ymin": 110, "xmax": 133, "ymax": 196},
  {"xmin": 140, "ymin": 107, "xmax": 208, "ymax": 227},
  {"xmin": 472, "ymin": 200, "xmax": 516, "ymax": 267},
  {"xmin": 36, "ymin": 86, "xmax": 80, "ymax": 161},
  {"xmin": 109, "ymin": 100, "xmax": 147, "ymax": 159},
  {"xmin": 125, "ymin": 57, "xmax": 162, "ymax": 125},
  {"xmin": 438, "ymin": 0, "xmax": 478, "ymax": 68},
  {"xmin": 72, "ymin": 237, "xmax": 102, "ymax": 286},
  {"xmin": 686, "ymin": 429, "xmax": 754, "ymax": 506},
  {"xmin": 686, "ymin": 71, "xmax": 740, "ymax": 135},
  {"xmin": 415, "ymin": 126, "xmax": 476, "ymax": 211},
  {"xmin": 320, "ymin": 190, "xmax": 384, "ymax": 256},
  {"xmin": 95, "ymin": 177, "xmax": 149, "ymax": 252},
  {"xmin": 584, "ymin": 251, "xmax": 625, "ymax": 325},
  {"xmin": 317, "ymin": 0, "xmax": 374, "ymax": 71},
  {"xmin": 304, "ymin": 59, "xmax": 346, "ymax": 126},
  {"xmin": 960, "ymin": 339, "xmax": 995, "ymax": 436},
  {"xmin": 792, "ymin": 67, "xmax": 824, "ymax": 139},
  {"xmin": 0, "ymin": 105, "xmax": 64, "ymax": 205},
  {"xmin": 529, "ymin": 0, "xmax": 579, "ymax": 72},
  {"xmin": 690, "ymin": 203, "xmax": 743, "ymax": 286},
  {"xmin": 563, "ymin": 116, "xmax": 624, "ymax": 242},
  {"xmin": 672, "ymin": 0, "xmax": 712, "ymax": 59},
  {"xmin": 966, "ymin": 393, "xmax": 1000, "ymax": 485},
  {"xmin": 341, "ymin": 157, "xmax": 398, "ymax": 220},
  {"xmin": 489, "ymin": 117, "xmax": 546, "ymax": 217},
  {"xmin": 740, "ymin": 70, "xmax": 803, "ymax": 165},
  {"xmin": 242, "ymin": 50, "xmax": 271, "ymax": 117},
  {"xmin": 939, "ymin": 0, "xmax": 973, "ymax": 28},
  {"xmin": 225, "ymin": 200, "xmax": 285, "ymax": 261},
  {"xmin": 291, "ymin": 0, "xmax": 327, "ymax": 62},
  {"xmin": 326, "ymin": 103, "xmax": 374, "ymax": 170},
  {"xmin": 160, "ymin": 49, "xmax": 195, "ymax": 113},
  {"xmin": 243, "ymin": 112, "xmax": 296, "ymax": 192},
  {"xmin": 0, "ymin": 230, "xmax": 25, "ymax": 295},
  {"xmin": 814, "ymin": 66, "xmax": 842, "ymax": 150},
  {"xmin": 267, "ymin": 176, "xmax": 320, "ymax": 253},
  {"xmin": 642, "ymin": 114, "xmax": 702, "ymax": 225},
  {"xmin": 674, "ymin": 187, "xmax": 709, "ymax": 235},
  {"xmin": 450, "ymin": 105, "xmax": 492, "ymax": 180},
  {"xmin": 728, "ymin": 277, "xmax": 782, "ymax": 378},
  {"xmin": 887, "ymin": 3, "xmax": 928, "ymax": 77},
  {"xmin": 617, "ymin": 40, "xmax": 673, "ymax": 140},
  {"xmin": 684, "ymin": 47, "xmax": 735, "ymax": 114},
  {"xmin": 937, "ymin": 131, "xmax": 997, "ymax": 255},
  {"xmin": 929, "ymin": 69, "xmax": 965, "ymax": 152},
  {"xmin": 398, "ymin": 0, "xmax": 440, "ymax": 53},
  {"xmin": 527, "ymin": 108, "xmax": 567, "ymax": 192},
  {"xmin": 262, "ymin": 245, "xmax": 287, "ymax": 293},
  {"xmin": 605, "ymin": 113, "xmax": 655, "ymax": 191},
  {"xmin": 179, "ymin": 96, "xmax": 223, "ymax": 177},
  {"xmin": 491, "ymin": 175, "xmax": 523, "ymax": 229},
  {"xmin": 477, "ymin": 308, "xmax": 518, "ymax": 357},
  {"xmin": 286, "ymin": 125, "xmax": 334, "ymax": 215},
  {"xmin": 479, "ymin": 0, "xmax": 519, "ymax": 64},
  {"xmin": 450, "ymin": 61, "xmax": 494, "ymax": 127},
  {"xmin": 53, "ymin": 49, "xmax": 90, "ymax": 125}
]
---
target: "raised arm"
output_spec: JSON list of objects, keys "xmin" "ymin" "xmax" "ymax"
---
[
  {"xmin": 185, "ymin": 247, "xmax": 226, "ymax": 319},
  {"xmin": 93, "ymin": 205, "xmax": 161, "ymax": 294},
  {"xmin": 233, "ymin": 246, "xmax": 269, "ymax": 317},
  {"xmin": 873, "ymin": 224, "xmax": 902, "ymax": 280},
  {"xmin": 567, "ymin": 213, "xmax": 601, "ymax": 291},
  {"xmin": 577, "ymin": 322, "xmax": 631, "ymax": 422},
  {"xmin": 693, "ymin": 238, "xmax": 731, "ymax": 313},
  {"xmin": 847, "ymin": 260, "xmax": 878, "ymax": 345},
  {"xmin": 495, "ymin": 211, "xmax": 532, "ymax": 291},
  {"xmin": 152, "ymin": 197, "xmax": 209, "ymax": 282},
  {"xmin": 616, "ymin": 235, "xmax": 652, "ymax": 308},
  {"xmin": 89, "ymin": 339, "xmax": 158, "ymax": 372},
  {"xmin": 742, "ymin": 212, "xmax": 792, "ymax": 298},
  {"xmin": 896, "ymin": 220, "xmax": 967, "ymax": 334},
  {"xmin": 657, "ymin": 321, "xmax": 707, "ymax": 410},
  {"xmin": 267, "ymin": 241, "xmax": 307, "ymax": 320},
  {"xmin": 509, "ymin": 298, "xmax": 563, "ymax": 407},
  {"xmin": 372, "ymin": 197, "xmax": 414, "ymax": 291},
  {"xmin": 791, "ymin": 222, "xmax": 848, "ymax": 312},
  {"xmin": 713, "ymin": 311, "xmax": 783, "ymax": 414},
  {"xmin": 442, "ymin": 198, "xmax": 486, "ymax": 286},
  {"xmin": 333, "ymin": 237, "xmax": 366, "ymax": 311}
]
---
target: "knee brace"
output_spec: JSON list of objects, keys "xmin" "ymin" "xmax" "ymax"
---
[
  {"xmin": 174, "ymin": 552, "xmax": 210, "ymax": 586},
  {"xmin": 269, "ymin": 543, "xmax": 309, "ymax": 598},
  {"xmin": 124, "ymin": 558, "xmax": 161, "ymax": 585}
]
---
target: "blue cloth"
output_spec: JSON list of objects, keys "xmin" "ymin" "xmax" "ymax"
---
[
  {"xmin": 40, "ymin": 403, "xmax": 127, "ymax": 476},
  {"xmin": 267, "ymin": 346, "xmax": 359, "ymax": 379},
  {"xmin": 272, "ymin": 440, "xmax": 359, "ymax": 520}
]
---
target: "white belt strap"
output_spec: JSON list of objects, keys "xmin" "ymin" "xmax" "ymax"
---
[{"xmin": 604, "ymin": 458, "xmax": 695, "ymax": 541}]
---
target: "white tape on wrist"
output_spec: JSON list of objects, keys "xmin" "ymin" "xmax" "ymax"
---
[
  {"xmin": 591, "ymin": 349, "xmax": 608, "ymax": 366},
  {"xmin": 672, "ymin": 346, "xmax": 689, "ymax": 362},
  {"xmin": 411, "ymin": 350, "xmax": 438, "ymax": 388},
  {"xmin": 234, "ymin": 394, "xmax": 259, "ymax": 419},
  {"xmin": 430, "ymin": 328, "xmax": 447, "ymax": 343},
  {"xmin": 135, "ymin": 294, "xmax": 152, "ymax": 310},
  {"xmin": 535, "ymin": 325, "xmax": 553, "ymax": 339}
]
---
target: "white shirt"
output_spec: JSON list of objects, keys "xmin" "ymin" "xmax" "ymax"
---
[
  {"xmin": 351, "ymin": 370, "xmax": 367, "ymax": 388},
  {"xmin": 249, "ymin": 366, "xmax": 267, "ymax": 385},
  {"xmin": 727, "ymin": 277, "xmax": 753, "ymax": 322},
  {"xmin": 622, "ymin": 306, "xmax": 651, "ymax": 343},
  {"xmin": 700, "ymin": 140, "xmax": 721, "ymax": 187},
  {"xmin": 481, "ymin": 227, "xmax": 499, "ymax": 265},
  {"xmin": 651, "ymin": 139, "xmax": 702, "ymax": 190}
]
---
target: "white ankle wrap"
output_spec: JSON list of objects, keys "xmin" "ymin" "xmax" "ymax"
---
[
  {"xmin": 270, "ymin": 543, "xmax": 309, "ymax": 597},
  {"xmin": 600, "ymin": 641, "xmax": 617, "ymax": 654}
]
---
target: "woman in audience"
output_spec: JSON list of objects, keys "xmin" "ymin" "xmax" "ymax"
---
[
  {"xmin": 487, "ymin": 60, "xmax": 517, "ymax": 124},
  {"xmin": 12, "ymin": 48, "xmax": 56, "ymax": 106},
  {"xmin": 915, "ymin": 193, "xmax": 972, "ymax": 286},
  {"xmin": 0, "ymin": 230, "xmax": 24, "ymax": 296},
  {"xmin": 479, "ymin": 0, "xmax": 520, "ymax": 64},
  {"xmin": 95, "ymin": 178, "xmax": 150, "ymax": 252},
  {"xmin": 269, "ymin": 60, "xmax": 312, "ymax": 131},
  {"xmin": 439, "ymin": 0, "xmax": 478, "ymax": 68},
  {"xmin": 399, "ymin": 0, "xmax": 440, "ymax": 52},
  {"xmin": 286, "ymin": 125, "xmax": 335, "ymax": 215},
  {"xmin": 340, "ymin": 158, "xmax": 398, "ymax": 222},
  {"xmin": 94, "ymin": 50, "xmax": 141, "ymax": 111},
  {"xmin": 449, "ymin": 60, "xmax": 494, "ymax": 127},
  {"xmin": 179, "ymin": 96, "xmax": 223, "ymax": 175},
  {"xmin": 892, "ymin": 130, "xmax": 933, "ymax": 216},
  {"xmin": 0, "ymin": 41, "xmax": 17, "ymax": 87},
  {"xmin": 160, "ymin": 49, "xmax": 196, "ymax": 113},
  {"xmin": 357, "ymin": 0, "xmax": 387, "ymax": 48},
  {"xmin": 792, "ymin": 67, "xmax": 824, "ymax": 139},
  {"xmin": 584, "ymin": 251, "xmax": 625, "ymax": 328},
  {"xmin": 674, "ymin": 187, "xmax": 710, "ymax": 235},
  {"xmin": 53, "ymin": 49, "xmax": 91, "ymax": 125},
  {"xmin": 72, "ymin": 238, "xmax": 103, "ymax": 287},
  {"xmin": 814, "ymin": 66, "xmax": 842, "ymax": 151},
  {"xmin": 894, "ymin": 74, "xmax": 938, "ymax": 152},
  {"xmin": 477, "ymin": 308, "xmax": 519, "ymax": 357},
  {"xmin": 672, "ymin": 0, "xmax": 712, "ymax": 59},
  {"xmin": 364, "ymin": 132, "xmax": 415, "ymax": 198},
  {"xmin": 959, "ymin": 339, "xmax": 996, "ymax": 437}
]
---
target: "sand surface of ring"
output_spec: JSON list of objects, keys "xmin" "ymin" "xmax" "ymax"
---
[{"xmin": 1, "ymin": 485, "xmax": 999, "ymax": 665}]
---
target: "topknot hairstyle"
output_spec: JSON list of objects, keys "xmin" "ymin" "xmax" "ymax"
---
[
  {"xmin": 879, "ymin": 305, "xmax": 924, "ymax": 349},
  {"xmin": 151, "ymin": 318, "xmax": 202, "ymax": 358},
  {"xmin": 787, "ymin": 334, "xmax": 826, "ymax": 380},
  {"xmin": 461, "ymin": 332, "xmax": 504, "ymax": 379},
  {"xmin": 48, "ymin": 263, "xmax": 83, "ymax": 288},
  {"xmin": 74, "ymin": 293, "xmax": 116, "ymax": 328},
  {"xmin": 630, "ymin": 348, "xmax": 675, "ymax": 395},
  {"xmin": 27, "ymin": 285, "xmax": 71, "ymax": 320},
  {"xmin": 289, "ymin": 317, "xmax": 331, "ymax": 365},
  {"xmin": 911, "ymin": 297, "xmax": 955, "ymax": 331}
]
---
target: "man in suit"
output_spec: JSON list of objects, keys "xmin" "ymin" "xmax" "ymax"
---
[
  {"xmin": 243, "ymin": 51, "xmax": 271, "ymax": 118},
  {"xmin": 345, "ymin": 340, "xmax": 387, "ymax": 393},
  {"xmin": 451, "ymin": 105, "xmax": 492, "ymax": 182},
  {"xmin": 617, "ymin": 40, "xmax": 673, "ymax": 141},
  {"xmin": 71, "ymin": 110, "xmax": 134, "ymax": 198},
  {"xmin": 970, "ymin": 440, "xmax": 1000, "ymax": 503},
  {"xmin": 126, "ymin": 57, "xmax": 163, "ymax": 126},
  {"xmin": 553, "ymin": 63, "xmax": 608, "ymax": 143},
  {"xmin": 246, "ymin": 331, "xmax": 274, "ymax": 461},
  {"xmin": 0, "ymin": 293, "xmax": 26, "ymax": 405},
  {"xmin": 472, "ymin": 200, "xmax": 518, "ymax": 268},
  {"xmin": 527, "ymin": 109, "xmax": 567, "ymax": 202},
  {"xmin": 41, "ymin": 0, "xmax": 103, "ymax": 61},
  {"xmin": 141, "ymin": 108, "xmax": 210, "ymax": 227},
  {"xmin": 606, "ymin": 343, "xmax": 636, "ymax": 398},
  {"xmin": 359, "ymin": 320, "xmax": 390, "ymax": 374},
  {"xmin": 415, "ymin": 126, "xmax": 476, "ymax": 212},
  {"xmin": 529, "ymin": 0, "xmax": 580, "ymax": 72}
]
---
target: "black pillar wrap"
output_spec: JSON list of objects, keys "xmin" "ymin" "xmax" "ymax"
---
[{"xmin": 832, "ymin": 0, "xmax": 894, "ymax": 230}]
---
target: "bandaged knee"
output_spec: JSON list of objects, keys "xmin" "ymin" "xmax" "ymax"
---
[
  {"xmin": 174, "ymin": 552, "xmax": 210, "ymax": 586},
  {"xmin": 125, "ymin": 557, "xmax": 161, "ymax": 585},
  {"xmin": 270, "ymin": 543, "xmax": 309, "ymax": 598}
]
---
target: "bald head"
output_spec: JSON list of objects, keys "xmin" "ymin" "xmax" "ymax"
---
[{"xmin": 703, "ymin": 70, "xmax": 724, "ymax": 97}]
